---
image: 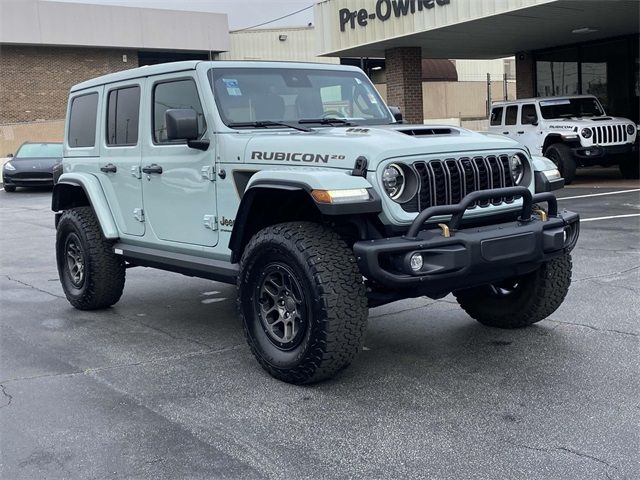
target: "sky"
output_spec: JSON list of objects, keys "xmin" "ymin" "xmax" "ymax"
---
[{"xmin": 44, "ymin": 0, "xmax": 315, "ymax": 30}]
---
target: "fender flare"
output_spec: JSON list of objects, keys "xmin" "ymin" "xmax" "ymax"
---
[
  {"xmin": 228, "ymin": 173, "xmax": 380, "ymax": 263},
  {"xmin": 52, "ymin": 173, "xmax": 119, "ymax": 239}
]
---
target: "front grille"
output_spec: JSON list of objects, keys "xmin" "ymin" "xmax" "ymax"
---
[
  {"xmin": 590, "ymin": 125, "xmax": 628, "ymax": 145},
  {"xmin": 13, "ymin": 172, "xmax": 52, "ymax": 180},
  {"xmin": 401, "ymin": 154, "xmax": 516, "ymax": 213}
]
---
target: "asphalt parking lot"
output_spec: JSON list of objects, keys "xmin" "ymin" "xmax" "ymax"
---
[{"xmin": 1, "ymin": 168, "xmax": 638, "ymax": 480}]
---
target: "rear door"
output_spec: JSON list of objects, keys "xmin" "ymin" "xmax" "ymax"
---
[
  {"xmin": 141, "ymin": 73, "xmax": 218, "ymax": 247},
  {"xmin": 517, "ymin": 103, "xmax": 541, "ymax": 153},
  {"xmin": 502, "ymin": 104, "xmax": 519, "ymax": 140},
  {"xmin": 98, "ymin": 79, "xmax": 145, "ymax": 236}
]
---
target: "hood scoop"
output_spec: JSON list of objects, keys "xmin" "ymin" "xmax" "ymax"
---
[
  {"xmin": 589, "ymin": 117, "xmax": 613, "ymax": 121},
  {"xmin": 398, "ymin": 127, "xmax": 460, "ymax": 137}
]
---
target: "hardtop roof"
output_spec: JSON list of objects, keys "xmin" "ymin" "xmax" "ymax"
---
[
  {"xmin": 491, "ymin": 95, "xmax": 598, "ymax": 107},
  {"xmin": 70, "ymin": 60, "xmax": 363, "ymax": 93}
]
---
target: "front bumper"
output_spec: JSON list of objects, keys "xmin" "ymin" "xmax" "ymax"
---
[
  {"xmin": 354, "ymin": 187, "xmax": 579, "ymax": 297},
  {"xmin": 572, "ymin": 143, "xmax": 633, "ymax": 161},
  {"xmin": 3, "ymin": 171, "xmax": 54, "ymax": 187}
]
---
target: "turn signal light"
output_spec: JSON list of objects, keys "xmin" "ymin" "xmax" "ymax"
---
[{"xmin": 311, "ymin": 188, "xmax": 370, "ymax": 204}]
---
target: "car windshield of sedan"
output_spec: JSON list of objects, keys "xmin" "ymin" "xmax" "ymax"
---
[
  {"xmin": 209, "ymin": 68, "xmax": 393, "ymax": 127},
  {"xmin": 539, "ymin": 98, "xmax": 605, "ymax": 119},
  {"xmin": 16, "ymin": 143, "xmax": 63, "ymax": 158}
]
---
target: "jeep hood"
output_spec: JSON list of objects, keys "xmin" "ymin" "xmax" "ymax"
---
[
  {"xmin": 546, "ymin": 116, "xmax": 632, "ymax": 126},
  {"xmin": 243, "ymin": 124, "xmax": 524, "ymax": 170}
]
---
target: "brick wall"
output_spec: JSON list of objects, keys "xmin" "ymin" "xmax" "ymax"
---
[
  {"xmin": 385, "ymin": 47, "xmax": 423, "ymax": 124},
  {"xmin": 515, "ymin": 51, "xmax": 535, "ymax": 99},
  {"xmin": 0, "ymin": 45, "xmax": 138, "ymax": 124}
]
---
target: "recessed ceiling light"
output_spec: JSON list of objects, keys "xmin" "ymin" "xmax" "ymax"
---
[{"xmin": 572, "ymin": 27, "xmax": 598, "ymax": 34}]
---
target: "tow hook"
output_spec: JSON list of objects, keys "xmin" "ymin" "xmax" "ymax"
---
[
  {"xmin": 437, "ymin": 223, "xmax": 451, "ymax": 237},
  {"xmin": 534, "ymin": 208, "xmax": 548, "ymax": 222}
]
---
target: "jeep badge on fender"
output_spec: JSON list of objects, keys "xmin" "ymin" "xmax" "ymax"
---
[{"xmin": 53, "ymin": 60, "xmax": 579, "ymax": 385}]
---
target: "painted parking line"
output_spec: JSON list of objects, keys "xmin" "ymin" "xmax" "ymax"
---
[
  {"xmin": 559, "ymin": 189, "xmax": 640, "ymax": 201},
  {"xmin": 581, "ymin": 213, "xmax": 640, "ymax": 223}
]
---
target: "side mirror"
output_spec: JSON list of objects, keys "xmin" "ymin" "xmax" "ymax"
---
[
  {"xmin": 526, "ymin": 114, "xmax": 538, "ymax": 126},
  {"xmin": 7, "ymin": 153, "xmax": 13, "ymax": 158},
  {"xmin": 389, "ymin": 106, "xmax": 403, "ymax": 123},
  {"xmin": 165, "ymin": 108, "xmax": 209, "ymax": 151},
  {"xmin": 166, "ymin": 109, "xmax": 199, "ymax": 141}
]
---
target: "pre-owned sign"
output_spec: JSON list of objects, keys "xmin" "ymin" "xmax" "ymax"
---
[{"xmin": 339, "ymin": 0, "xmax": 451, "ymax": 32}]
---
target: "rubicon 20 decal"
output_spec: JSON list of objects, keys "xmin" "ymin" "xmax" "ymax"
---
[{"xmin": 251, "ymin": 152, "xmax": 346, "ymax": 163}]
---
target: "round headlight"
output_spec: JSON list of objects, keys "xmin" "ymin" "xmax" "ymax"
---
[
  {"xmin": 581, "ymin": 128, "xmax": 592, "ymax": 139},
  {"xmin": 3, "ymin": 161, "xmax": 16, "ymax": 171},
  {"xmin": 627, "ymin": 124, "xmax": 637, "ymax": 135},
  {"xmin": 509, "ymin": 155, "xmax": 524, "ymax": 185},
  {"xmin": 382, "ymin": 163, "xmax": 405, "ymax": 200}
]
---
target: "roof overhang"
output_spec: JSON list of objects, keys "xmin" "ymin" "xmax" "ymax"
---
[
  {"xmin": 315, "ymin": 0, "xmax": 639, "ymax": 59},
  {"xmin": 0, "ymin": 0, "xmax": 230, "ymax": 53}
]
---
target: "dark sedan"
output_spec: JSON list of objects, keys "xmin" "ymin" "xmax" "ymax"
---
[{"xmin": 2, "ymin": 142, "xmax": 63, "ymax": 192}]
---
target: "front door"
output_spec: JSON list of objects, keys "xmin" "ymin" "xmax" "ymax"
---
[
  {"xmin": 141, "ymin": 74, "xmax": 218, "ymax": 247},
  {"xmin": 98, "ymin": 80, "xmax": 145, "ymax": 236}
]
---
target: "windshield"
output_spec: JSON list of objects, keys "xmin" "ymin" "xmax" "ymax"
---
[
  {"xmin": 209, "ymin": 68, "xmax": 393, "ymax": 127},
  {"xmin": 16, "ymin": 143, "xmax": 63, "ymax": 158},
  {"xmin": 539, "ymin": 97, "xmax": 605, "ymax": 119}
]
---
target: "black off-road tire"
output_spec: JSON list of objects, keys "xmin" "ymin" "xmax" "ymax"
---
[
  {"xmin": 56, "ymin": 206, "xmax": 125, "ymax": 310},
  {"xmin": 238, "ymin": 222, "xmax": 368, "ymax": 384},
  {"xmin": 454, "ymin": 254, "xmax": 572, "ymax": 329},
  {"xmin": 619, "ymin": 154, "xmax": 639, "ymax": 179},
  {"xmin": 3, "ymin": 185, "xmax": 16, "ymax": 192},
  {"xmin": 545, "ymin": 143, "xmax": 577, "ymax": 185}
]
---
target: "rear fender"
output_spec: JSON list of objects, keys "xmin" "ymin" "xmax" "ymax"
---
[{"xmin": 52, "ymin": 172, "xmax": 119, "ymax": 239}]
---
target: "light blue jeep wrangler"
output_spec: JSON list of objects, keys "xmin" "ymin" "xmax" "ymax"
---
[{"xmin": 53, "ymin": 61, "xmax": 579, "ymax": 384}]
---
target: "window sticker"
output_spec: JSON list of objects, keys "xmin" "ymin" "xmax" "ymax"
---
[
  {"xmin": 222, "ymin": 78, "xmax": 242, "ymax": 96},
  {"xmin": 540, "ymin": 99, "xmax": 571, "ymax": 106}
]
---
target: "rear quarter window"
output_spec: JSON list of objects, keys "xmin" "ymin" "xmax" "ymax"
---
[
  {"xmin": 68, "ymin": 93, "xmax": 99, "ymax": 148},
  {"xmin": 490, "ymin": 107, "xmax": 503, "ymax": 126}
]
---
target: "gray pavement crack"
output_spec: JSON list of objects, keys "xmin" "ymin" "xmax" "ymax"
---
[
  {"xmin": 132, "ymin": 319, "xmax": 217, "ymax": 350},
  {"xmin": 0, "ymin": 384, "xmax": 13, "ymax": 409},
  {"xmin": 574, "ymin": 265, "xmax": 640, "ymax": 283},
  {"xmin": 0, "ymin": 346, "xmax": 244, "ymax": 385},
  {"xmin": 369, "ymin": 298, "xmax": 457, "ymax": 320},
  {"xmin": 503, "ymin": 440, "xmax": 617, "ymax": 472},
  {"xmin": 3, "ymin": 274, "xmax": 65, "ymax": 299},
  {"xmin": 546, "ymin": 319, "xmax": 638, "ymax": 338}
]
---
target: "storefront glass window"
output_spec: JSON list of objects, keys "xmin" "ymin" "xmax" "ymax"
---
[
  {"xmin": 534, "ymin": 37, "xmax": 639, "ymax": 123},
  {"xmin": 536, "ymin": 47, "xmax": 579, "ymax": 97}
]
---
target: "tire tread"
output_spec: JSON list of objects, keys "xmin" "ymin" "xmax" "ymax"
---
[{"xmin": 238, "ymin": 222, "xmax": 368, "ymax": 384}]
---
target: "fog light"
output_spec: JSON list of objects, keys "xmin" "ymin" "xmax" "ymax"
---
[{"xmin": 410, "ymin": 253, "xmax": 423, "ymax": 272}]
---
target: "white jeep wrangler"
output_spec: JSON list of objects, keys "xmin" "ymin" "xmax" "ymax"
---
[{"xmin": 489, "ymin": 95, "xmax": 638, "ymax": 183}]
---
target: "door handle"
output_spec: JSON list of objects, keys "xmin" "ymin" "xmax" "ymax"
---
[
  {"xmin": 503, "ymin": 131, "xmax": 509, "ymax": 135},
  {"xmin": 100, "ymin": 163, "xmax": 117, "ymax": 173},
  {"xmin": 142, "ymin": 164, "xmax": 163, "ymax": 174},
  {"xmin": 517, "ymin": 131, "xmax": 525, "ymax": 134}
]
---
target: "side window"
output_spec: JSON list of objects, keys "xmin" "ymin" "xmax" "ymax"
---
[
  {"xmin": 521, "ymin": 104, "xmax": 538, "ymax": 125},
  {"xmin": 106, "ymin": 86, "xmax": 141, "ymax": 146},
  {"xmin": 68, "ymin": 93, "xmax": 98, "ymax": 148},
  {"xmin": 490, "ymin": 107, "xmax": 503, "ymax": 126},
  {"xmin": 153, "ymin": 79, "xmax": 205, "ymax": 143},
  {"xmin": 505, "ymin": 105, "xmax": 518, "ymax": 126}
]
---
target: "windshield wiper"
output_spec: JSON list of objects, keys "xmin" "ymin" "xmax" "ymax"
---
[
  {"xmin": 228, "ymin": 121, "xmax": 313, "ymax": 132},
  {"xmin": 298, "ymin": 118, "xmax": 355, "ymax": 126}
]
